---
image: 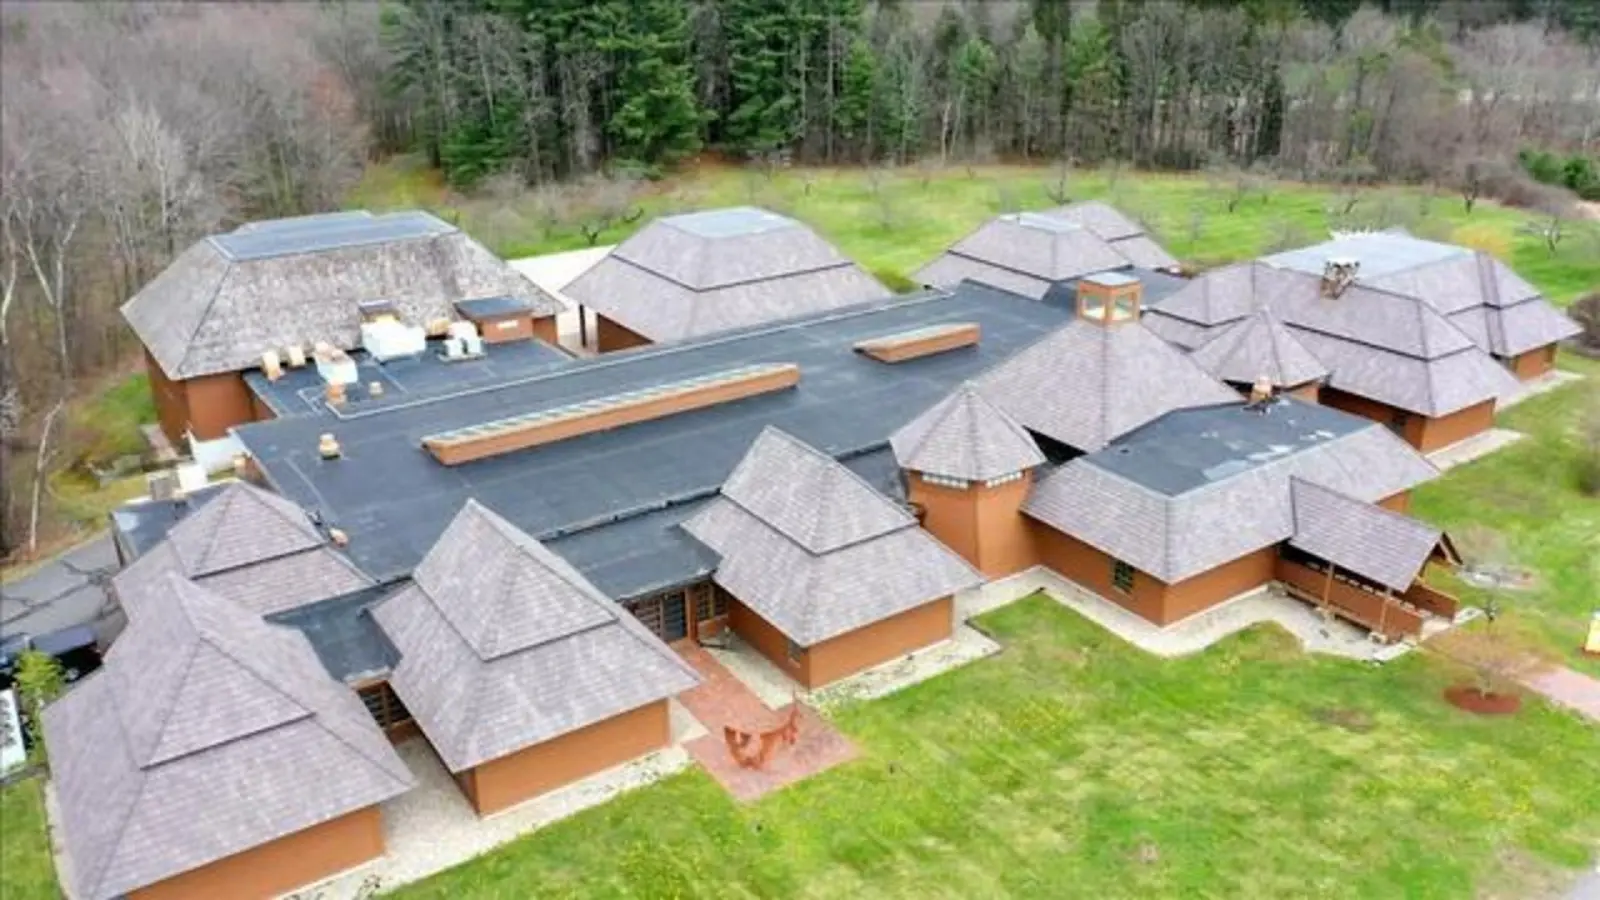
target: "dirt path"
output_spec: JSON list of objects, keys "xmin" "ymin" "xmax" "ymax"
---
[{"xmin": 1579, "ymin": 201, "xmax": 1600, "ymax": 221}]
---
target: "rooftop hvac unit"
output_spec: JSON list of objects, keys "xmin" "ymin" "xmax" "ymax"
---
[
  {"xmin": 360, "ymin": 318, "xmax": 426, "ymax": 362},
  {"xmin": 461, "ymin": 333, "xmax": 484, "ymax": 357},
  {"xmin": 441, "ymin": 336, "xmax": 465, "ymax": 359},
  {"xmin": 315, "ymin": 347, "xmax": 359, "ymax": 386},
  {"xmin": 447, "ymin": 320, "xmax": 479, "ymax": 342}
]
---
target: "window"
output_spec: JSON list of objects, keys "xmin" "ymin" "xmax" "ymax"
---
[
  {"xmin": 694, "ymin": 584, "xmax": 729, "ymax": 622},
  {"xmin": 786, "ymin": 638, "xmax": 804, "ymax": 664},
  {"xmin": 984, "ymin": 471, "xmax": 1024, "ymax": 488},
  {"xmin": 1111, "ymin": 559, "xmax": 1135, "ymax": 593},
  {"xmin": 921, "ymin": 472, "xmax": 969, "ymax": 490}
]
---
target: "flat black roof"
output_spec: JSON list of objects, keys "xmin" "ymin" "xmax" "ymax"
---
[
  {"xmin": 244, "ymin": 338, "xmax": 573, "ymax": 420},
  {"xmin": 237, "ymin": 282, "xmax": 1069, "ymax": 598},
  {"xmin": 265, "ymin": 586, "xmax": 398, "ymax": 684},
  {"xmin": 1083, "ymin": 396, "xmax": 1371, "ymax": 496},
  {"xmin": 454, "ymin": 295, "xmax": 535, "ymax": 319}
]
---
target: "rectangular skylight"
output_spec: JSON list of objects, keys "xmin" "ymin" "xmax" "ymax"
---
[{"xmin": 854, "ymin": 322, "xmax": 980, "ymax": 363}]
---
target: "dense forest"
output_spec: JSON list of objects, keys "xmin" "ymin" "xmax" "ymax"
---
[
  {"xmin": 0, "ymin": 0, "xmax": 1597, "ymax": 557},
  {"xmin": 375, "ymin": 0, "xmax": 1600, "ymax": 188}
]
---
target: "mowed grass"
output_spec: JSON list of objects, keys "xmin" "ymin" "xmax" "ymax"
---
[
  {"xmin": 349, "ymin": 157, "xmax": 1600, "ymax": 303},
  {"xmin": 1414, "ymin": 352, "xmax": 1600, "ymax": 676},
  {"xmin": 0, "ymin": 778, "xmax": 57, "ymax": 900},
  {"xmin": 397, "ymin": 596, "xmax": 1600, "ymax": 900}
]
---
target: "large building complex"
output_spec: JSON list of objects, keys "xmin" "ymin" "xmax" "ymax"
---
[{"xmin": 42, "ymin": 204, "xmax": 1577, "ymax": 899}]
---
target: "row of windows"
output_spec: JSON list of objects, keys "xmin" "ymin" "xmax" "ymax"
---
[
  {"xmin": 984, "ymin": 471, "xmax": 1024, "ymax": 488},
  {"xmin": 920, "ymin": 472, "xmax": 970, "ymax": 490}
]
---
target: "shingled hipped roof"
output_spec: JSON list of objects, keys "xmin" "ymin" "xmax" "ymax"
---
[
  {"xmin": 1143, "ymin": 259, "xmax": 1519, "ymax": 417},
  {"xmin": 1189, "ymin": 307, "xmax": 1328, "ymax": 388},
  {"xmin": 44, "ymin": 575, "xmax": 412, "ymax": 900},
  {"xmin": 975, "ymin": 316, "xmax": 1238, "ymax": 454},
  {"xmin": 124, "ymin": 211, "xmax": 561, "ymax": 380},
  {"xmin": 562, "ymin": 207, "xmax": 891, "ymax": 343},
  {"xmin": 683, "ymin": 428, "xmax": 982, "ymax": 645},
  {"xmin": 1043, "ymin": 201, "xmax": 1181, "ymax": 271},
  {"xmin": 1025, "ymin": 402, "xmax": 1439, "ymax": 584},
  {"xmin": 1263, "ymin": 233, "xmax": 1580, "ymax": 358},
  {"xmin": 913, "ymin": 212, "xmax": 1138, "ymax": 299},
  {"xmin": 111, "ymin": 481, "xmax": 372, "ymax": 619},
  {"xmin": 890, "ymin": 382, "xmax": 1045, "ymax": 482},
  {"xmin": 373, "ymin": 500, "xmax": 699, "ymax": 773},
  {"xmin": 1288, "ymin": 477, "xmax": 1456, "ymax": 592}
]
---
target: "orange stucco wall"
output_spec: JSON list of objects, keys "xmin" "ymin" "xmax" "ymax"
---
[
  {"xmin": 128, "ymin": 806, "xmax": 383, "ymax": 900},
  {"xmin": 596, "ymin": 315, "xmax": 653, "ymax": 353},
  {"xmin": 806, "ymin": 596, "xmax": 954, "ymax": 687},
  {"xmin": 1320, "ymin": 387, "xmax": 1494, "ymax": 453},
  {"xmin": 1412, "ymin": 398, "xmax": 1496, "ymax": 452},
  {"xmin": 909, "ymin": 472, "xmax": 1036, "ymax": 578},
  {"xmin": 472, "ymin": 314, "xmax": 536, "ymax": 344},
  {"xmin": 145, "ymin": 350, "xmax": 259, "ymax": 443},
  {"xmin": 728, "ymin": 596, "xmax": 953, "ymax": 688},
  {"xmin": 1508, "ymin": 345, "xmax": 1557, "ymax": 380},
  {"xmin": 1377, "ymin": 490, "xmax": 1411, "ymax": 514},
  {"xmin": 531, "ymin": 315, "xmax": 559, "ymax": 346},
  {"xmin": 461, "ymin": 700, "xmax": 670, "ymax": 816},
  {"xmin": 1031, "ymin": 523, "xmax": 1276, "ymax": 625}
]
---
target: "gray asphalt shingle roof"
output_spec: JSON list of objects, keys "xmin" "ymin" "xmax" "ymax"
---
[
  {"xmin": 913, "ymin": 212, "xmax": 1139, "ymax": 299},
  {"xmin": 563, "ymin": 207, "xmax": 891, "ymax": 342},
  {"xmin": 373, "ymin": 501, "xmax": 699, "ymax": 772},
  {"xmin": 112, "ymin": 482, "xmax": 373, "ymax": 619},
  {"xmin": 44, "ymin": 575, "xmax": 411, "ymax": 900},
  {"xmin": 123, "ymin": 210, "xmax": 561, "ymax": 380},
  {"xmin": 890, "ymin": 382, "xmax": 1045, "ymax": 481},
  {"xmin": 1024, "ymin": 398, "xmax": 1439, "ymax": 584},
  {"xmin": 1044, "ymin": 201, "xmax": 1182, "ymax": 270},
  {"xmin": 1188, "ymin": 307, "xmax": 1329, "ymax": 388},
  {"xmin": 1287, "ymin": 477, "xmax": 1447, "ymax": 592},
  {"xmin": 974, "ymin": 315, "xmax": 1239, "ymax": 453},
  {"xmin": 1143, "ymin": 259, "xmax": 1519, "ymax": 417},
  {"xmin": 683, "ymin": 428, "xmax": 981, "ymax": 645},
  {"xmin": 1264, "ymin": 233, "xmax": 1579, "ymax": 358}
]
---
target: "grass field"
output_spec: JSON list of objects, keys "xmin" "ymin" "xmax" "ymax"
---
[
  {"xmin": 394, "ymin": 597, "xmax": 1599, "ymax": 900},
  {"xmin": 349, "ymin": 157, "xmax": 1600, "ymax": 303},
  {"xmin": 0, "ymin": 779, "xmax": 56, "ymax": 900}
]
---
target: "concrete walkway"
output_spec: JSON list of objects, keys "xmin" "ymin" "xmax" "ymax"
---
[
  {"xmin": 1498, "ymin": 369, "xmax": 1583, "ymax": 411},
  {"xmin": 1426, "ymin": 428, "xmax": 1525, "ymax": 471},
  {"xmin": 0, "ymin": 534, "xmax": 120, "ymax": 644},
  {"xmin": 1520, "ymin": 664, "xmax": 1600, "ymax": 724}
]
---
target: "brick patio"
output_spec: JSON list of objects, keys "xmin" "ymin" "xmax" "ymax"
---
[{"xmin": 675, "ymin": 643, "xmax": 858, "ymax": 802}]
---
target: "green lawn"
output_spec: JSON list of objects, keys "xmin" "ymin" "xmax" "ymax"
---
[
  {"xmin": 396, "ymin": 597, "xmax": 1599, "ymax": 899},
  {"xmin": 349, "ymin": 157, "xmax": 1600, "ymax": 303},
  {"xmin": 0, "ymin": 778, "xmax": 57, "ymax": 900},
  {"xmin": 1414, "ymin": 352, "xmax": 1600, "ymax": 676}
]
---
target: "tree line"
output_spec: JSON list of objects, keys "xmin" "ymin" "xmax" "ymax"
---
[
  {"xmin": 0, "ymin": 0, "xmax": 1597, "ymax": 559},
  {"xmin": 374, "ymin": 0, "xmax": 1599, "ymax": 187}
]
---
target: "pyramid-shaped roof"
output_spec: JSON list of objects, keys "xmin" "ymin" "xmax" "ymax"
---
[
  {"xmin": 411, "ymin": 501, "xmax": 618, "ymax": 660},
  {"xmin": 165, "ymin": 481, "xmax": 323, "ymax": 577},
  {"xmin": 374, "ymin": 500, "xmax": 699, "ymax": 772},
  {"xmin": 684, "ymin": 428, "xmax": 982, "ymax": 645},
  {"xmin": 563, "ymin": 206, "xmax": 892, "ymax": 342},
  {"xmin": 1189, "ymin": 307, "xmax": 1329, "ymax": 388},
  {"xmin": 890, "ymin": 382, "xmax": 1046, "ymax": 481},
  {"xmin": 943, "ymin": 213, "xmax": 1134, "ymax": 282},
  {"xmin": 1044, "ymin": 201, "xmax": 1181, "ymax": 270},
  {"xmin": 722, "ymin": 427, "xmax": 914, "ymax": 554},
  {"xmin": 44, "ymin": 575, "xmax": 411, "ymax": 900},
  {"xmin": 975, "ymin": 317, "xmax": 1238, "ymax": 453}
]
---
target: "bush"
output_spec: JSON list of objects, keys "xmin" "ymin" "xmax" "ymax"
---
[
  {"xmin": 1519, "ymin": 148, "xmax": 1600, "ymax": 202},
  {"xmin": 871, "ymin": 267, "xmax": 919, "ymax": 294}
]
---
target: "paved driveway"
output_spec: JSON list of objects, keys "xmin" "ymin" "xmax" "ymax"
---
[{"xmin": 0, "ymin": 533, "xmax": 121, "ymax": 644}]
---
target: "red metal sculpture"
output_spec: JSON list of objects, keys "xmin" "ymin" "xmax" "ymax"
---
[{"xmin": 722, "ymin": 695, "xmax": 801, "ymax": 770}]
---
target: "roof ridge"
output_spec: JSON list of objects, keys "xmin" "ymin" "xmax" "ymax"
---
[
  {"xmin": 84, "ymin": 731, "xmax": 155, "ymax": 900},
  {"xmin": 168, "ymin": 250, "xmax": 237, "ymax": 380},
  {"xmin": 182, "ymin": 489, "xmax": 237, "ymax": 575}
]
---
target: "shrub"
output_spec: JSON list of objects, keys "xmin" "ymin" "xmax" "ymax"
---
[
  {"xmin": 1449, "ymin": 223, "xmax": 1511, "ymax": 260},
  {"xmin": 871, "ymin": 267, "xmax": 919, "ymax": 294}
]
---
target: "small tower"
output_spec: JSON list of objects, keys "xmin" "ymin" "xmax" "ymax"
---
[
  {"xmin": 1075, "ymin": 271, "xmax": 1143, "ymax": 325},
  {"xmin": 890, "ymin": 383, "xmax": 1046, "ymax": 578}
]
